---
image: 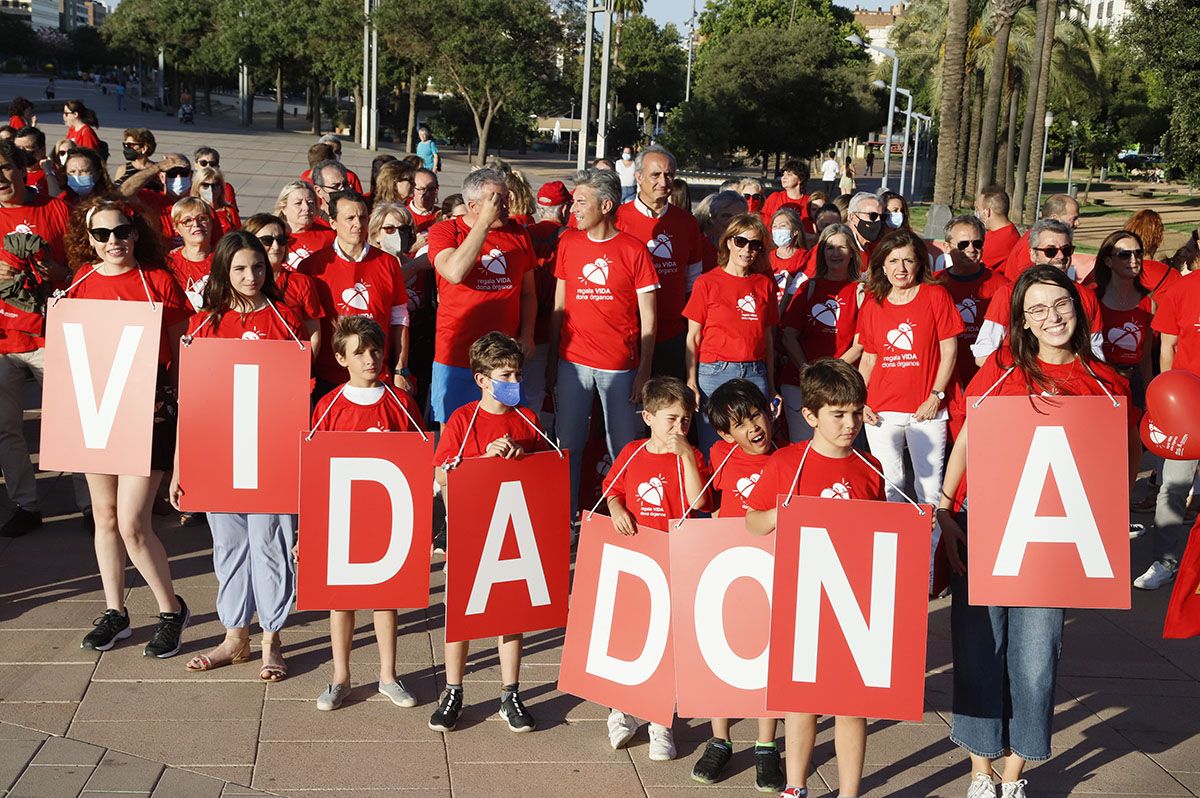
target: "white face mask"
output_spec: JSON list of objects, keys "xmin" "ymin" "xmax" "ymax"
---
[
  {"xmin": 380, "ymin": 230, "xmax": 405, "ymax": 256},
  {"xmin": 622, "ymin": 152, "xmax": 632, "ymax": 161},
  {"xmin": 199, "ymin": 186, "xmax": 214, "ymax": 204}
]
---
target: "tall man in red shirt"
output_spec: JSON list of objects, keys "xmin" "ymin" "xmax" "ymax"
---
[
  {"xmin": 615, "ymin": 145, "xmax": 704, "ymax": 380},
  {"xmin": 1000, "ymin": 193, "xmax": 1080, "ymax": 282},
  {"xmin": 974, "ymin": 185, "xmax": 1021, "ymax": 270}
]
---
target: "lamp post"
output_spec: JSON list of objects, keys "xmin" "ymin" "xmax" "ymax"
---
[
  {"xmin": 655, "ymin": 102, "xmax": 663, "ymax": 137},
  {"xmin": 912, "ymin": 112, "xmax": 931, "ymax": 198},
  {"xmin": 1066, "ymin": 118, "xmax": 1079, "ymax": 197},
  {"xmin": 849, "ymin": 34, "xmax": 899, "ymax": 190},
  {"xmin": 685, "ymin": 0, "xmax": 697, "ymax": 102},
  {"xmin": 1036, "ymin": 109, "xmax": 1054, "ymax": 221},
  {"xmin": 891, "ymin": 85, "xmax": 913, "ymax": 195},
  {"xmin": 595, "ymin": 0, "xmax": 614, "ymax": 160}
]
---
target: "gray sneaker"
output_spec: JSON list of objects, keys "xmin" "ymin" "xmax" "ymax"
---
[
  {"xmin": 1000, "ymin": 779, "xmax": 1027, "ymax": 798},
  {"xmin": 378, "ymin": 680, "xmax": 417, "ymax": 707},
  {"xmin": 968, "ymin": 773, "xmax": 997, "ymax": 798},
  {"xmin": 316, "ymin": 682, "xmax": 351, "ymax": 711}
]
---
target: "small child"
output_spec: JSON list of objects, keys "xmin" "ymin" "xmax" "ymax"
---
[
  {"xmin": 690, "ymin": 378, "xmax": 784, "ymax": 791},
  {"xmin": 745, "ymin": 358, "xmax": 884, "ymax": 798},
  {"xmin": 601, "ymin": 376, "xmax": 710, "ymax": 762},
  {"xmin": 310, "ymin": 315, "xmax": 426, "ymax": 712},
  {"xmin": 429, "ymin": 332, "xmax": 547, "ymax": 734}
]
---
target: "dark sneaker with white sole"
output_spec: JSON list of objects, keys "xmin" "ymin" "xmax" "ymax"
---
[
  {"xmin": 498, "ymin": 689, "xmax": 536, "ymax": 732},
  {"xmin": 428, "ymin": 688, "xmax": 463, "ymax": 731},
  {"xmin": 691, "ymin": 738, "xmax": 732, "ymax": 784},
  {"xmin": 754, "ymin": 745, "xmax": 786, "ymax": 792},
  {"xmin": 143, "ymin": 595, "xmax": 190, "ymax": 658},
  {"xmin": 81, "ymin": 608, "xmax": 131, "ymax": 651}
]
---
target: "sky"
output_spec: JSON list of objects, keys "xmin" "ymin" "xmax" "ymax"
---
[{"xmin": 643, "ymin": 0, "xmax": 894, "ymax": 30}]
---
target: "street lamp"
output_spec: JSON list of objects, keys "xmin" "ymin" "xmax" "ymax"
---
[
  {"xmin": 893, "ymin": 86, "xmax": 913, "ymax": 196},
  {"xmin": 911, "ymin": 112, "xmax": 931, "ymax": 197},
  {"xmin": 1066, "ymin": 119, "xmax": 1079, "ymax": 197},
  {"xmin": 852, "ymin": 34, "xmax": 900, "ymax": 190},
  {"xmin": 1036, "ymin": 109, "xmax": 1054, "ymax": 221},
  {"xmin": 655, "ymin": 102, "xmax": 663, "ymax": 137}
]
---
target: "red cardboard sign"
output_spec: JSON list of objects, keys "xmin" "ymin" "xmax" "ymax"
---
[
  {"xmin": 558, "ymin": 515, "xmax": 676, "ymax": 727},
  {"xmin": 176, "ymin": 338, "xmax": 311, "ymax": 513},
  {"xmin": 443, "ymin": 450, "xmax": 572, "ymax": 643},
  {"xmin": 670, "ymin": 517, "xmax": 774, "ymax": 719},
  {"xmin": 40, "ymin": 299, "xmax": 162, "ymax": 476},
  {"xmin": 967, "ymin": 395, "xmax": 1130, "ymax": 609},
  {"xmin": 767, "ymin": 496, "xmax": 932, "ymax": 721},
  {"xmin": 296, "ymin": 431, "xmax": 434, "ymax": 611}
]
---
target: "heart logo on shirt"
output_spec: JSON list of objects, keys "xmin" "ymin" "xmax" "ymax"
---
[
  {"xmin": 1148, "ymin": 420, "xmax": 1166, "ymax": 445},
  {"xmin": 367, "ymin": 425, "xmax": 386, "ymax": 433},
  {"xmin": 820, "ymin": 481, "xmax": 851, "ymax": 500},
  {"xmin": 735, "ymin": 473, "xmax": 759, "ymax": 499},
  {"xmin": 957, "ymin": 297, "xmax": 978, "ymax": 325},
  {"xmin": 637, "ymin": 477, "xmax": 665, "ymax": 507},
  {"xmin": 737, "ymin": 294, "xmax": 757, "ymax": 314},
  {"xmin": 240, "ymin": 330, "xmax": 261, "ymax": 340},
  {"xmin": 1107, "ymin": 322, "xmax": 1142, "ymax": 351},
  {"xmin": 481, "ymin": 248, "xmax": 507, "ymax": 275},
  {"xmin": 811, "ymin": 298, "xmax": 840, "ymax": 328},
  {"xmin": 647, "ymin": 233, "xmax": 673, "ymax": 259},
  {"xmin": 341, "ymin": 282, "xmax": 370, "ymax": 310},
  {"xmin": 886, "ymin": 322, "xmax": 914, "ymax": 351},
  {"xmin": 14, "ymin": 223, "xmax": 32, "ymax": 235},
  {"xmin": 287, "ymin": 246, "xmax": 312, "ymax": 269},
  {"xmin": 582, "ymin": 257, "xmax": 610, "ymax": 286}
]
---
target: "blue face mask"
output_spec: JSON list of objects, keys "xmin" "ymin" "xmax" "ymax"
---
[
  {"xmin": 167, "ymin": 176, "xmax": 192, "ymax": 196},
  {"xmin": 490, "ymin": 378, "xmax": 523, "ymax": 407},
  {"xmin": 771, "ymin": 228, "xmax": 794, "ymax": 248},
  {"xmin": 66, "ymin": 173, "xmax": 95, "ymax": 197},
  {"xmin": 886, "ymin": 211, "xmax": 905, "ymax": 229}
]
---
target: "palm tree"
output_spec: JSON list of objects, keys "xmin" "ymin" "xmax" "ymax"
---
[
  {"xmin": 975, "ymin": 0, "xmax": 1027, "ymax": 188},
  {"xmin": 611, "ymin": 0, "xmax": 644, "ymax": 73},
  {"xmin": 934, "ymin": 0, "xmax": 971, "ymax": 206},
  {"xmin": 1020, "ymin": 0, "xmax": 1059, "ymax": 224},
  {"xmin": 1011, "ymin": 0, "xmax": 1051, "ymax": 221}
]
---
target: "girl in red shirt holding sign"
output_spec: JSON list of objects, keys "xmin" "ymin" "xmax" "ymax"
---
[
  {"xmin": 63, "ymin": 196, "xmax": 192, "ymax": 659},
  {"xmin": 857, "ymin": 229, "xmax": 963, "ymax": 508},
  {"xmin": 938, "ymin": 266, "xmax": 1132, "ymax": 798},
  {"xmin": 168, "ymin": 232, "xmax": 304, "ymax": 681}
]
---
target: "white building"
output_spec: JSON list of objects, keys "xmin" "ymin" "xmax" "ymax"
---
[
  {"xmin": 852, "ymin": 3, "xmax": 905, "ymax": 64},
  {"xmin": 1080, "ymin": 0, "xmax": 1131, "ymax": 27},
  {"xmin": 29, "ymin": 0, "xmax": 59, "ymax": 29}
]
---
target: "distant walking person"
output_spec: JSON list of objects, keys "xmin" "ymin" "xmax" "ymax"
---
[
  {"xmin": 865, "ymin": 149, "xmax": 875, "ymax": 176},
  {"xmin": 820, "ymin": 151, "xmax": 839, "ymax": 197}
]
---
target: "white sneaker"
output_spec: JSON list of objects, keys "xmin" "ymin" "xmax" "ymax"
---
[
  {"xmin": 647, "ymin": 722, "xmax": 676, "ymax": 761},
  {"xmin": 968, "ymin": 772, "xmax": 997, "ymax": 798},
  {"xmin": 1000, "ymin": 779, "xmax": 1027, "ymax": 798},
  {"xmin": 1129, "ymin": 522, "xmax": 1146, "ymax": 540},
  {"xmin": 1134, "ymin": 558, "xmax": 1179, "ymax": 590},
  {"xmin": 607, "ymin": 709, "xmax": 640, "ymax": 750}
]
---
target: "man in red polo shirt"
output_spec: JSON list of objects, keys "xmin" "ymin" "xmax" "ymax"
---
[
  {"xmin": 1000, "ymin": 193, "xmax": 1079, "ymax": 282},
  {"xmin": 408, "ymin": 168, "xmax": 440, "ymax": 233},
  {"xmin": 975, "ymin": 185, "xmax": 1021, "ymax": 270}
]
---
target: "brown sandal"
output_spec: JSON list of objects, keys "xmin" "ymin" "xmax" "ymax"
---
[{"xmin": 185, "ymin": 636, "xmax": 251, "ymax": 672}]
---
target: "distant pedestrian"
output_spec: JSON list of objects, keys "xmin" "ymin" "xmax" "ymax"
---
[
  {"xmin": 865, "ymin": 149, "xmax": 875, "ymax": 176},
  {"xmin": 820, "ymin": 150, "xmax": 839, "ymax": 197},
  {"xmin": 839, "ymin": 156, "xmax": 855, "ymax": 196},
  {"xmin": 416, "ymin": 125, "xmax": 440, "ymax": 171},
  {"xmin": 44, "ymin": 78, "xmax": 55, "ymax": 100},
  {"xmin": 116, "ymin": 82, "xmax": 126, "ymax": 111}
]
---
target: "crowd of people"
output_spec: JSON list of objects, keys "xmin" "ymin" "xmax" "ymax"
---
[{"xmin": 2, "ymin": 94, "xmax": 1199, "ymax": 798}]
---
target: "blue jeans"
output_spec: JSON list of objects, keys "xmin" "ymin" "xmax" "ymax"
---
[
  {"xmin": 949, "ymin": 514, "xmax": 1064, "ymax": 761},
  {"xmin": 696, "ymin": 360, "xmax": 768, "ymax": 455},
  {"xmin": 621, "ymin": 185, "xmax": 636, "ymax": 203},
  {"xmin": 555, "ymin": 360, "xmax": 644, "ymax": 520}
]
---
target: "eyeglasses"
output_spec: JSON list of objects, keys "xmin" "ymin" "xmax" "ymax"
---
[
  {"xmin": 1023, "ymin": 297, "xmax": 1076, "ymax": 321},
  {"xmin": 413, "ymin": 186, "xmax": 436, "ymax": 194},
  {"xmin": 89, "ymin": 224, "xmax": 135, "ymax": 242},
  {"xmin": 380, "ymin": 225, "xmax": 410, "ymax": 235},
  {"xmin": 196, "ymin": 159, "xmax": 218, "ymax": 168},
  {"xmin": 1033, "ymin": 245, "xmax": 1075, "ymax": 259},
  {"xmin": 323, "ymin": 182, "xmax": 348, "ymax": 192},
  {"xmin": 1112, "ymin": 248, "xmax": 1144, "ymax": 261},
  {"xmin": 955, "ymin": 239, "xmax": 984, "ymax": 251},
  {"xmin": 123, "ymin": 141, "xmax": 139, "ymax": 148},
  {"xmin": 855, "ymin": 211, "xmax": 881, "ymax": 222},
  {"xmin": 742, "ymin": 193, "xmax": 763, "ymax": 201},
  {"xmin": 177, "ymin": 216, "xmax": 209, "ymax": 228},
  {"xmin": 257, "ymin": 234, "xmax": 288, "ymax": 247},
  {"xmin": 164, "ymin": 168, "xmax": 191, "ymax": 179},
  {"xmin": 731, "ymin": 235, "xmax": 764, "ymax": 252}
]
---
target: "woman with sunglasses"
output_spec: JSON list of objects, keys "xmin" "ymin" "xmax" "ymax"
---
[
  {"xmin": 737, "ymin": 177, "xmax": 765, "ymax": 216},
  {"xmin": 62, "ymin": 100, "xmax": 101, "ymax": 154},
  {"xmin": 684, "ymin": 213, "xmax": 780, "ymax": 453},
  {"xmin": 857, "ymin": 228, "xmax": 962, "ymax": 508},
  {"xmin": 62, "ymin": 195, "xmax": 192, "ymax": 658},
  {"xmin": 242, "ymin": 213, "xmax": 323, "ymax": 356},
  {"xmin": 166, "ymin": 197, "xmax": 217, "ymax": 311},
  {"xmin": 275, "ymin": 181, "xmax": 334, "ymax": 270},
  {"xmin": 937, "ymin": 265, "xmax": 1133, "ymax": 798},
  {"xmin": 191, "ymin": 166, "xmax": 240, "ymax": 237}
]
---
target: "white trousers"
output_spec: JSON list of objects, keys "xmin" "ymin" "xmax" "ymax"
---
[{"xmin": 863, "ymin": 411, "xmax": 948, "ymax": 506}]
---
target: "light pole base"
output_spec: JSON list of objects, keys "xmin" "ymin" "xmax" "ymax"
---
[{"xmin": 923, "ymin": 204, "xmax": 954, "ymax": 241}]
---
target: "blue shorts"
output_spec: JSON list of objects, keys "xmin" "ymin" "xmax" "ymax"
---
[{"xmin": 431, "ymin": 361, "xmax": 478, "ymax": 423}]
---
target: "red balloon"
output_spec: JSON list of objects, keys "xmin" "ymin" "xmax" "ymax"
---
[
  {"xmin": 1141, "ymin": 413, "xmax": 1200, "ymax": 460},
  {"xmin": 1146, "ymin": 370, "xmax": 1200, "ymax": 438}
]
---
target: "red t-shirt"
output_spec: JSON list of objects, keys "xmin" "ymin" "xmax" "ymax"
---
[
  {"xmin": 286, "ymin": 224, "xmax": 336, "ymax": 271},
  {"xmin": 857, "ymin": 284, "xmax": 965, "ymax": 413},
  {"xmin": 185, "ymin": 302, "xmax": 301, "ymax": 341},
  {"xmin": 768, "ymin": 249, "xmax": 806, "ymax": 303},
  {"xmin": 779, "ymin": 278, "xmax": 860, "ymax": 386},
  {"xmin": 311, "ymin": 383, "xmax": 425, "ymax": 433},
  {"xmin": 707, "ymin": 438, "xmax": 772, "ymax": 517},
  {"xmin": 1099, "ymin": 295, "xmax": 1153, "ymax": 367},
  {"xmin": 1152, "ymin": 273, "xmax": 1200, "ymax": 375},
  {"xmin": 553, "ymin": 228, "xmax": 660, "ymax": 371},
  {"xmin": 66, "ymin": 124, "xmax": 101, "ymax": 152},
  {"xmin": 1000, "ymin": 230, "xmax": 1033, "ymax": 282},
  {"xmin": 66, "ymin": 265, "xmax": 191, "ymax": 364},
  {"xmin": 527, "ymin": 218, "xmax": 564, "ymax": 347},
  {"xmin": 8, "ymin": 115, "xmax": 26, "ymax": 131},
  {"xmin": 301, "ymin": 244, "xmax": 408, "ymax": 383},
  {"xmin": 165, "ymin": 249, "xmax": 212, "ymax": 311},
  {"xmin": 615, "ymin": 201, "xmax": 705, "ymax": 341},
  {"xmin": 746, "ymin": 442, "xmax": 885, "ymax": 511},
  {"xmin": 982, "ymin": 223, "xmax": 1021, "ymax": 271},
  {"xmin": 939, "ymin": 266, "xmax": 1011, "ymax": 385},
  {"xmin": 407, "ymin": 201, "xmax": 439, "ymax": 233},
  {"xmin": 211, "ymin": 204, "xmax": 241, "ymax": 238},
  {"xmin": 274, "ymin": 268, "xmax": 325, "ymax": 324},
  {"xmin": 224, "ymin": 183, "xmax": 239, "ymax": 215},
  {"xmin": 24, "ymin": 166, "xmax": 48, "ymax": 197},
  {"xmin": 602, "ymin": 439, "xmax": 711, "ymax": 532},
  {"xmin": 426, "ymin": 217, "xmax": 536, "ymax": 368},
  {"xmin": 0, "ymin": 193, "xmax": 72, "ymax": 353},
  {"xmin": 683, "ymin": 268, "xmax": 779, "ymax": 363},
  {"xmin": 299, "ymin": 167, "xmax": 363, "ymax": 195},
  {"xmin": 760, "ymin": 190, "xmax": 808, "ymax": 225},
  {"xmin": 434, "ymin": 400, "xmax": 544, "ymax": 466}
]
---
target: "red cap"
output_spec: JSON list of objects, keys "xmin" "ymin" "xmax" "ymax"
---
[{"xmin": 537, "ymin": 180, "xmax": 571, "ymax": 206}]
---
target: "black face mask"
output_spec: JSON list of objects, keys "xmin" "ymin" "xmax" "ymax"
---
[
  {"xmin": 856, "ymin": 217, "xmax": 883, "ymax": 242},
  {"xmin": 122, "ymin": 145, "xmax": 139, "ymax": 162}
]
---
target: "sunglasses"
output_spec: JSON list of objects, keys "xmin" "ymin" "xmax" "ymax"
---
[
  {"xmin": 90, "ymin": 224, "xmax": 135, "ymax": 242},
  {"xmin": 1112, "ymin": 248, "xmax": 1144, "ymax": 261},
  {"xmin": 955, "ymin": 239, "xmax": 984, "ymax": 251},
  {"xmin": 196, "ymin": 159, "xmax": 219, "ymax": 168},
  {"xmin": 164, "ymin": 168, "xmax": 191, "ymax": 178},
  {"xmin": 257, "ymin": 234, "xmax": 289, "ymax": 247},
  {"xmin": 731, "ymin": 235, "xmax": 764, "ymax": 252},
  {"xmin": 742, "ymin": 193, "xmax": 763, "ymax": 201},
  {"xmin": 380, "ymin": 225, "xmax": 409, "ymax": 235},
  {"xmin": 1033, "ymin": 245, "xmax": 1075, "ymax": 259},
  {"xmin": 856, "ymin": 211, "xmax": 881, "ymax": 222}
]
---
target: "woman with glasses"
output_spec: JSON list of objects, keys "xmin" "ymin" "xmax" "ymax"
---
[
  {"xmin": 242, "ymin": 213, "xmax": 323, "ymax": 357},
  {"xmin": 62, "ymin": 100, "xmax": 101, "ymax": 154},
  {"xmin": 275, "ymin": 181, "xmax": 334, "ymax": 270},
  {"xmin": 62, "ymin": 195, "xmax": 192, "ymax": 659},
  {"xmin": 937, "ymin": 265, "xmax": 1133, "ymax": 798},
  {"xmin": 191, "ymin": 166, "xmax": 240, "ymax": 237},
  {"xmin": 193, "ymin": 147, "xmax": 239, "ymax": 215},
  {"xmin": 166, "ymin": 197, "xmax": 216, "ymax": 311},
  {"xmin": 684, "ymin": 213, "xmax": 780, "ymax": 453},
  {"xmin": 737, "ymin": 177, "xmax": 765, "ymax": 216}
]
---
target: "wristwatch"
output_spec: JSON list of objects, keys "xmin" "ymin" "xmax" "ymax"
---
[
  {"xmin": 931, "ymin": 389, "xmax": 945, "ymax": 400},
  {"xmin": 398, "ymin": 366, "xmax": 412, "ymax": 378}
]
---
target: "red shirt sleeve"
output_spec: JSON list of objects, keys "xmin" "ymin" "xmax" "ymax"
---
[
  {"xmin": 1153, "ymin": 288, "xmax": 1180, "ymax": 335},
  {"xmin": 681, "ymin": 275, "xmax": 708, "ymax": 325},
  {"xmin": 434, "ymin": 406, "xmax": 468, "ymax": 466},
  {"xmin": 857, "ymin": 298, "xmax": 879, "ymax": 353},
  {"xmin": 426, "ymin": 218, "xmax": 458, "ymax": 267}
]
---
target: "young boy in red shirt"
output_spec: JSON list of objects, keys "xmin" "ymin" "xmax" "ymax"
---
[
  {"xmin": 601, "ymin": 376, "xmax": 709, "ymax": 761},
  {"xmin": 745, "ymin": 358, "xmax": 884, "ymax": 798},
  {"xmin": 429, "ymin": 332, "xmax": 546, "ymax": 734},
  {"xmin": 691, "ymin": 378, "xmax": 784, "ymax": 791},
  {"xmin": 310, "ymin": 316, "xmax": 426, "ymax": 712}
]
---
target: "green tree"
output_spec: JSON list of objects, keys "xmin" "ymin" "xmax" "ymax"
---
[
  {"xmin": 0, "ymin": 15, "xmax": 39, "ymax": 62},
  {"xmin": 375, "ymin": 0, "xmax": 437, "ymax": 151},
  {"xmin": 975, "ymin": 0, "xmax": 1026, "ymax": 188},
  {"xmin": 699, "ymin": 0, "xmax": 851, "ymax": 40},
  {"xmin": 614, "ymin": 16, "xmax": 685, "ymax": 113}
]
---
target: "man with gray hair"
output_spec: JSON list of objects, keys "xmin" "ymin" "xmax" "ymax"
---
[
  {"xmin": 1000, "ymin": 193, "xmax": 1081, "ymax": 281},
  {"xmin": 940, "ymin": 214, "xmax": 1010, "ymax": 386},
  {"xmin": 846, "ymin": 191, "xmax": 885, "ymax": 265},
  {"xmin": 616, "ymin": 144, "xmax": 705, "ymax": 379},
  {"xmin": 972, "ymin": 217, "xmax": 1104, "ymax": 363},
  {"xmin": 548, "ymin": 168, "xmax": 659, "ymax": 528},
  {"xmin": 311, "ymin": 159, "xmax": 350, "ymax": 219},
  {"xmin": 426, "ymin": 167, "xmax": 537, "ymax": 425}
]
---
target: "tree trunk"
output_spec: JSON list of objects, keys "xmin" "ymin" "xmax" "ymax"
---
[
  {"xmin": 933, "ymin": 0, "xmax": 970, "ymax": 206},
  {"xmin": 1084, "ymin": 163, "xmax": 1095, "ymax": 202},
  {"xmin": 352, "ymin": 84, "xmax": 362, "ymax": 140},
  {"xmin": 955, "ymin": 74, "xmax": 971, "ymax": 207},
  {"xmin": 1012, "ymin": 0, "xmax": 1052, "ymax": 222},
  {"xmin": 964, "ymin": 70, "xmax": 985, "ymax": 204},
  {"xmin": 976, "ymin": 1, "xmax": 1023, "ymax": 189},
  {"xmin": 476, "ymin": 108, "xmax": 495, "ymax": 163},
  {"xmin": 202, "ymin": 74, "xmax": 212, "ymax": 116},
  {"xmin": 405, "ymin": 63, "xmax": 418, "ymax": 154},
  {"xmin": 312, "ymin": 81, "xmax": 322, "ymax": 135},
  {"xmin": 1003, "ymin": 81, "xmax": 1021, "ymax": 196},
  {"xmin": 275, "ymin": 64, "xmax": 285, "ymax": 131},
  {"xmin": 1021, "ymin": 0, "xmax": 1058, "ymax": 225}
]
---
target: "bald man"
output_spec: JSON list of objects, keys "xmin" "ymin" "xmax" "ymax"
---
[{"xmin": 1000, "ymin": 194, "xmax": 1080, "ymax": 282}]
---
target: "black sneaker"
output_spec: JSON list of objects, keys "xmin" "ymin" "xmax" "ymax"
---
[
  {"xmin": 754, "ymin": 745, "xmax": 786, "ymax": 792},
  {"xmin": 691, "ymin": 738, "xmax": 733, "ymax": 784},
  {"xmin": 432, "ymin": 494, "xmax": 447, "ymax": 555},
  {"xmin": 81, "ymin": 608, "xmax": 131, "ymax": 651},
  {"xmin": 498, "ymin": 689, "xmax": 536, "ymax": 732},
  {"xmin": 143, "ymin": 595, "xmax": 190, "ymax": 658},
  {"xmin": 432, "ymin": 528, "xmax": 447, "ymax": 556},
  {"xmin": 1, "ymin": 507, "xmax": 42, "ymax": 538},
  {"xmin": 428, "ymin": 688, "xmax": 463, "ymax": 731}
]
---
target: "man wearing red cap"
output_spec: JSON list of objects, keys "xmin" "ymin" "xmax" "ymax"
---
[{"xmin": 523, "ymin": 179, "xmax": 573, "ymax": 422}]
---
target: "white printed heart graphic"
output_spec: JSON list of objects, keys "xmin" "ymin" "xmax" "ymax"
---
[
  {"xmin": 286, "ymin": 246, "xmax": 311, "ymax": 269},
  {"xmin": 1107, "ymin": 322, "xmax": 1141, "ymax": 351},
  {"xmin": 957, "ymin": 297, "xmax": 978, "ymax": 325},
  {"xmin": 367, "ymin": 425, "xmax": 386, "ymax": 433},
  {"xmin": 1149, "ymin": 420, "xmax": 1166, "ymax": 445},
  {"xmin": 647, "ymin": 233, "xmax": 673, "ymax": 259},
  {"xmin": 737, "ymin": 294, "xmax": 757, "ymax": 314},
  {"xmin": 886, "ymin": 322, "xmax": 914, "ymax": 351},
  {"xmin": 637, "ymin": 477, "xmax": 665, "ymax": 507},
  {"xmin": 820, "ymin": 481, "xmax": 851, "ymax": 500},
  {"xmin": 582, "ymin": 257, "xmax": 609, "ymax": 286},
  {"xmin": 735, "ymin": 473, "xmax": 760, "ymax": 499},
  {"xmin": 14, "ymin": 223, "xmax": 32, "ymax": 235},
  {"xmin": 184, "ymin": 275, "xmax": 209, "ymax": 312},
  {"xmin": 240, "ymin": 330, "xmax": 261, "ymax": 340},
  {"xmin": 481, "ymin": 248, "xmax": 507, "ymax": 275},
  {"xmin": 811, "ymin": 299, "xmax": 840, "ymax": 328},
  {"xmin": 341, "ymin": 282, "xmax": 370, "ymax": 310}
]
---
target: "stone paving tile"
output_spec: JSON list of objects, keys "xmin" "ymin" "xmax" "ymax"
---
[
  {"xmin": 259, "ymin": 687, "xmax": 439, "ymax": 742},
  {"xmin": 0, "ymin": 663, "xmax": 95, "ymax": 703},
  {"xmin": 0, "ymin": 702, "xmax": 78, "ymax": 736},
  {"xmin": 70, "ymin": 720, "xmax": 261, "ymax": 769},
  {"xmin": 82, "ymin": 749, "xmax": 165, "ymax": 793},
  {"xmin": 7, "ymin": 763, "xmax": 94, "ymax": 797},
  {"xmin": 149, "ymin": 767, "xmax": 228, "ymax": 798},
  {"xmin": 252, "ymin": 741, "xmax": 448, "ymax": 793},
  {"xmin": 0, "ymin": 739, "xmax": 42, "ymax": 792},
  {"xmin": 444, "ymin": 717, "xmax": 631, "ymax": 764},
  {"xmin": 449, "ymin": 761, "xmax": 643, "ymax": 798},
  {"xmin": 74, "ymin": 681, "xmax": 264, "ymax": 722},
  {"xmin": 186, "ymin": 766, "xmax": 256, "ymax": 787},
  {"xmin": 0, "ymin": 628, "xmax": 99, "ymax": 664},
  {"xmin": 30, "ymin": 735, "xmax": 106, "ymax": 767}
]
